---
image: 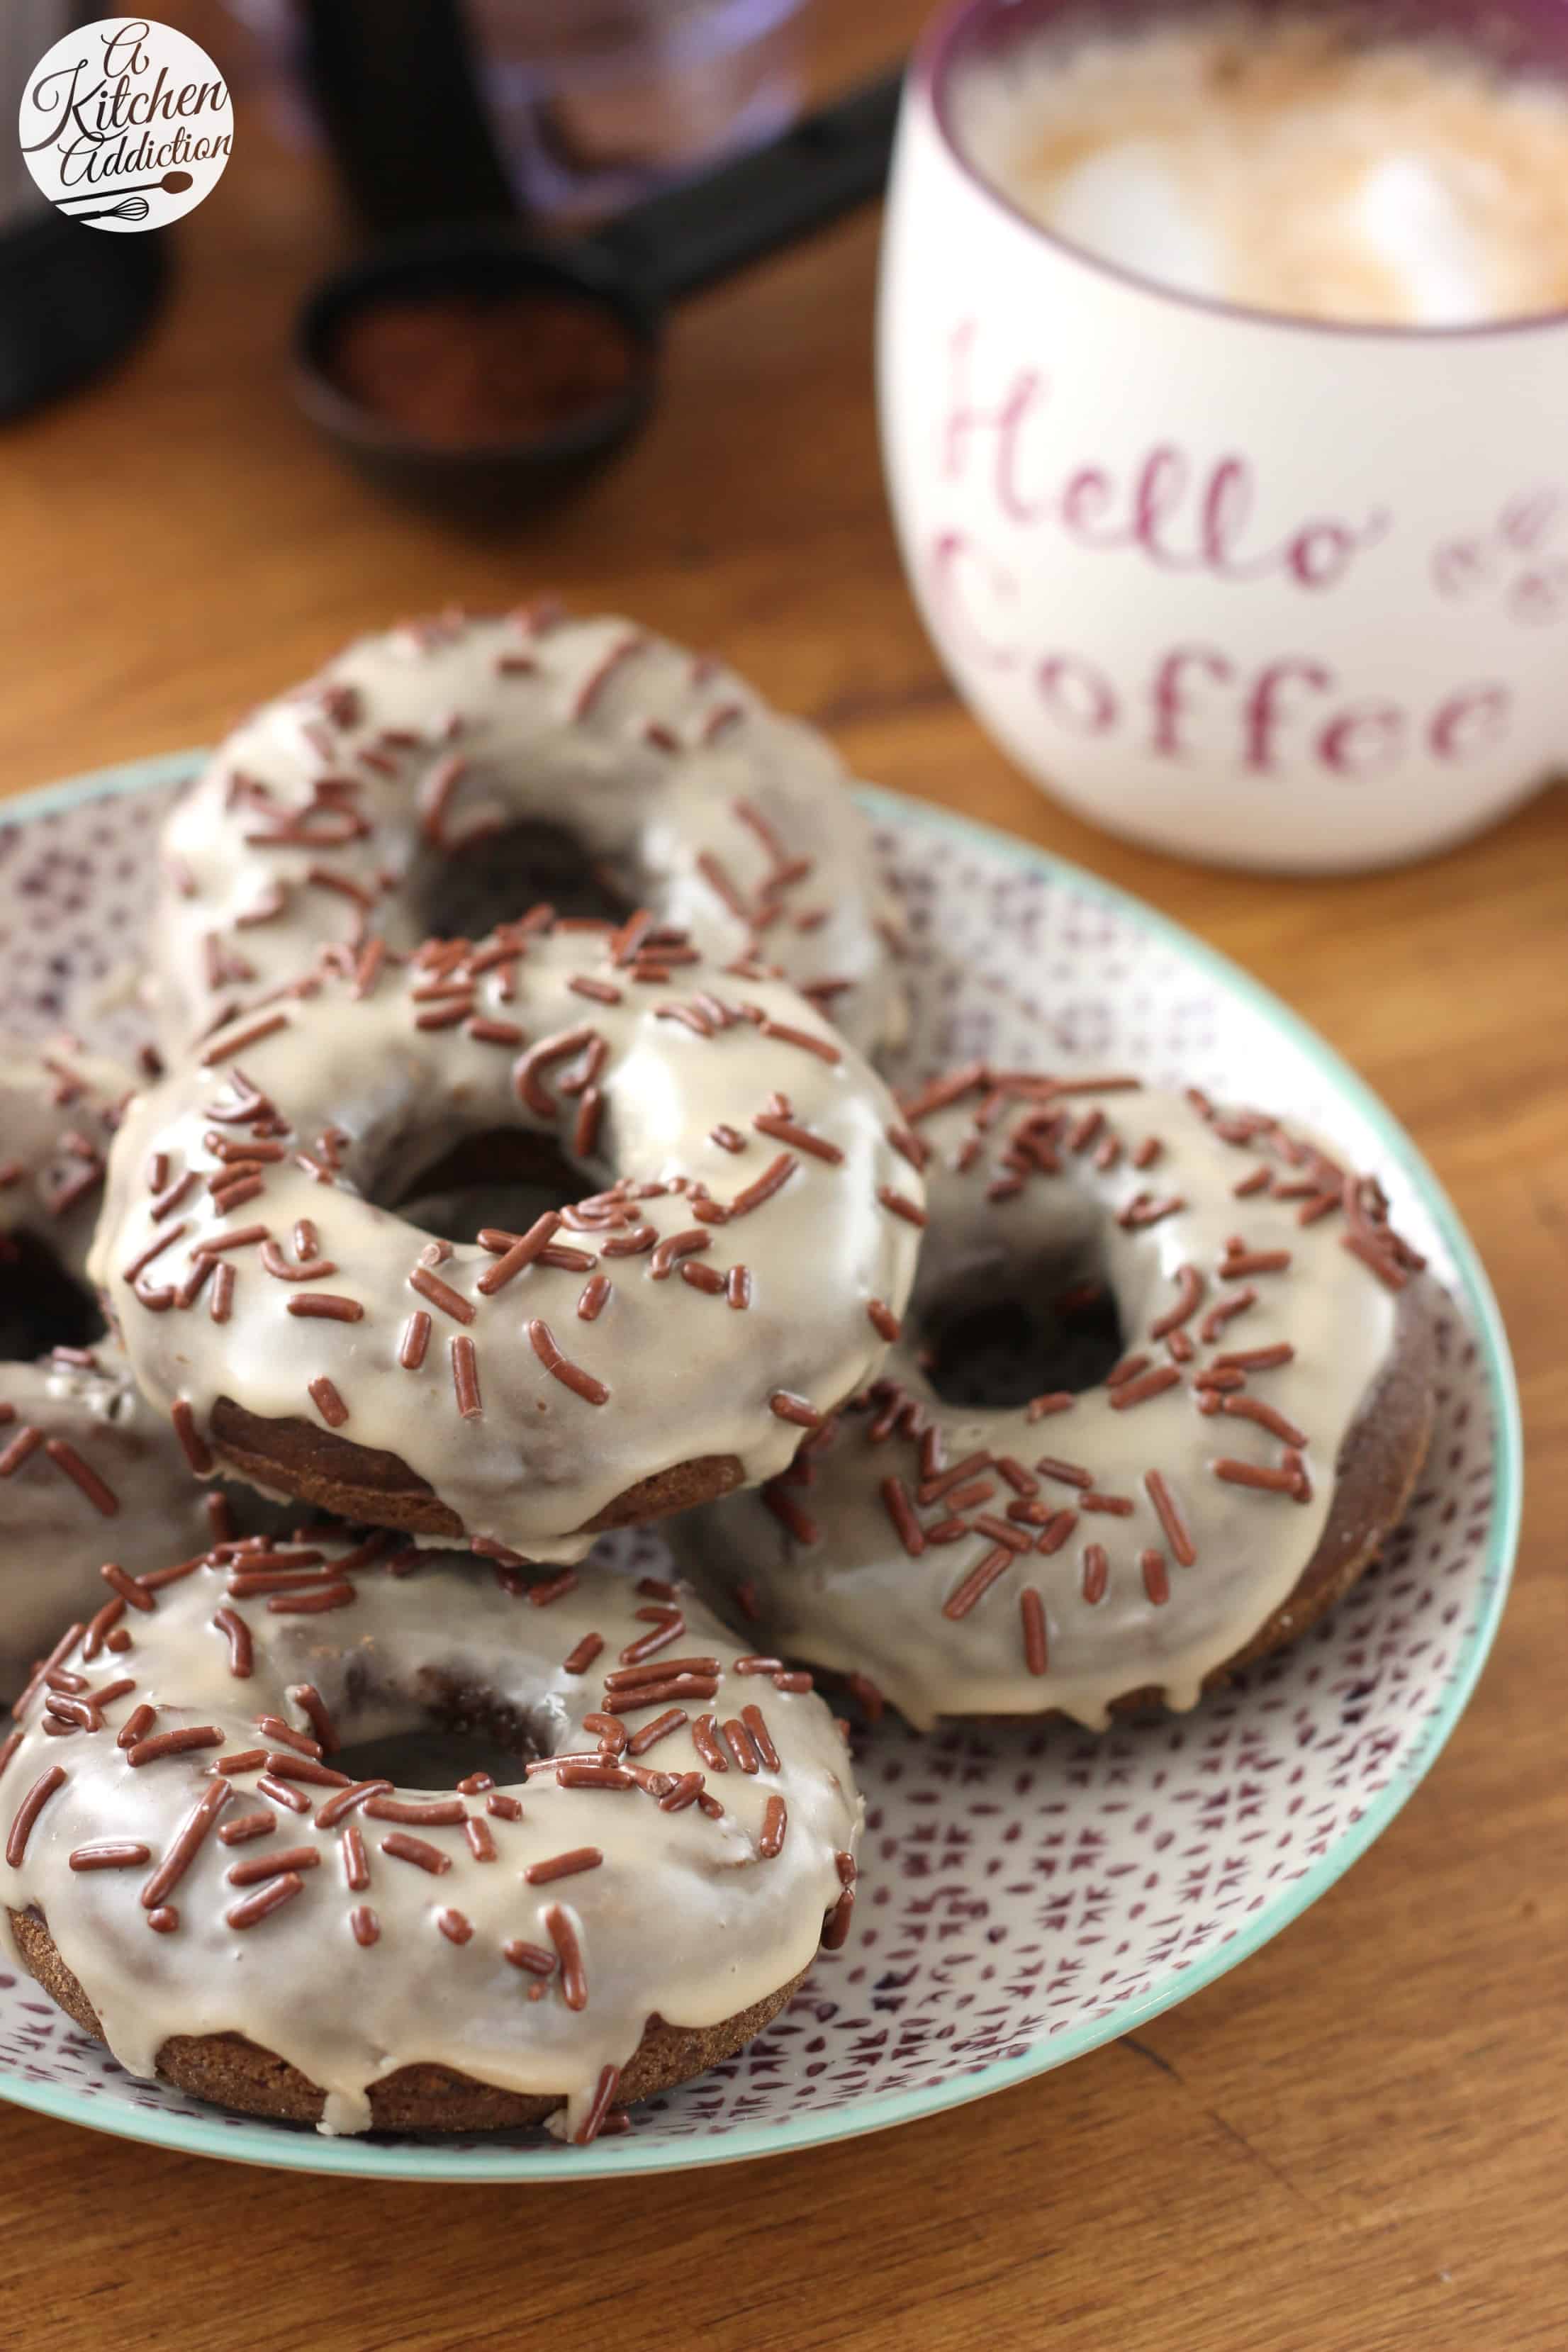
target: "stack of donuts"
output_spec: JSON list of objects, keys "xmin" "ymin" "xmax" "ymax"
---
[{"xmin": 0, "ymin": 606, "xmax": 1434, "ymax": 2142}]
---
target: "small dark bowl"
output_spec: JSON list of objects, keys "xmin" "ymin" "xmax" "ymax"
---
[{"xmin": 293, "ymin": 222, "xmax": 660, "ymax": 522}]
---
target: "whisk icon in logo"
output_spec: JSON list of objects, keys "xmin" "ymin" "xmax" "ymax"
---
[{"xmin": 18, "ymin": 17, "xmax": 232, "ymax": 233}]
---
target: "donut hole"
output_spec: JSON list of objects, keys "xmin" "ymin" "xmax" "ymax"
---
[
  {"xmin": 0, "ymin": 1232, "xmax": 105, "ymax": 1362},
  {"xmin": 325, "ymin": 1672, "xmax": 542, "ymax": 1792},
  {"xmin": 396, "ymin": 1129, "xmax": 593, "ymax": 1248},
  {"xmin": 416, "ymin": 822, "xmax": 633, "ymax": 943},
  {"xmin": 920, "ymin": 1272, "xmax": 1122, "ymax": 1411},
  {"xmin": 331, "ymin": 1723, "xmax": 528, "ymax": 1791}
]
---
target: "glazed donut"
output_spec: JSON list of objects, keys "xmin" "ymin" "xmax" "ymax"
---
[
  {"xmin": 91, "ymin": 914, "xmax": 925, "ymax": 1560},
  {"xmin": 671, "ymin": 1071, "xmax": 1435, "ymax": 1730},
  {"xmin": 153, "ymin": 607, "xmax": 905, "ymax": 1058},
  {"xmin": 0, "ymin": 1044, "xmax": 247, "ymax": 1698},
  {"xmin": 0, "ymin": 1533, "xmax": 861, "ymax": 2138}
]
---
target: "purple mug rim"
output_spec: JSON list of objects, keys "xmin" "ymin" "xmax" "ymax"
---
[{"xmin": 913, "ymin": 0, "xmax": 1568, "ymax": 342}]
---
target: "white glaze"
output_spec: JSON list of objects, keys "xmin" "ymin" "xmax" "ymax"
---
[
  {"xmin": 0, "ymin": 1538, "xmax": 861, "ymax": 2137},
  {"xmin": 91, "ymin": 922, "xmax": 924, "ymax": 1559},
  {"xmin": 0, "ymin": 1350, "xmax": 257, "ymax": 1702},
  {"xmin": 153, "ymin": 608, "xmax": 905, "ymax": 1058},
  {"xmin": 672, "ymin": 1079, "xmax": 1417, "ymax": 1730},
  {"xmin": 1, "ymin": 1045, "xmax": 251, "ymax": 1697}
]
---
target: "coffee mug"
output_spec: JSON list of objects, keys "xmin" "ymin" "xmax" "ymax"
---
[{"xmin": 878, "ymin": 0, "xmax": 1568, "ymax": 871}]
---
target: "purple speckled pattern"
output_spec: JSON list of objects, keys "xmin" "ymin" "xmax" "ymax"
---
[{"xmin": 0, "ymin": 766, "xmax": 1505, "ymax": 2167}]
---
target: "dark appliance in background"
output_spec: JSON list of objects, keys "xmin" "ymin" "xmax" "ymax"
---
[
  {"xmin": 0, "ymin": 2, "xmax": 165, "ymax": 420},
  {"xmin": 240, "ymin": 0, "xmax": 817, "ymax": 230},
  {"xmin": 0, "ymin": 0, "xmax": 900, "ymax": 496}
]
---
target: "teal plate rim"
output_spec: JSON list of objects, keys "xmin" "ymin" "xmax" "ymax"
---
[{"xmin": 0, "ymin": 751, "xmax": 1523, "ymax": 2183}]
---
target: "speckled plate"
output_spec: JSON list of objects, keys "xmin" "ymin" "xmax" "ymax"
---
[{"xmin": 0, "ymin": 754, "xmax": 1519, "ymax": 2180}]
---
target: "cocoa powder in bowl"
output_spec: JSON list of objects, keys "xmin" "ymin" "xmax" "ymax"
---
[{"xmin": 325, "ymin": 289, "xmax": 640, "ymax": 451}]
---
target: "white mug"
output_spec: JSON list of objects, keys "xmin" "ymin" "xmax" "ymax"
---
[{"xmin": 878, "ymin": 0, "xmax": 1568, "ymax": 872}]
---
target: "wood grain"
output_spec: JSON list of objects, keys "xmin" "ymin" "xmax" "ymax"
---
[{"xmin": 1, "ymin": 6, "xmax": 1562, "ymax": 2345}]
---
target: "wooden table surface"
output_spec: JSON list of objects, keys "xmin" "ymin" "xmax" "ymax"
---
[{"xmin": 2, "ymin": 8, "xmax": 1562, "ymax": 2345}]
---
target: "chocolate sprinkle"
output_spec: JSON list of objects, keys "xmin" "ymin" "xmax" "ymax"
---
[
  {"xmin": 758, "ymin": 1795, "xmax": 788, "ymax": 1858},
  {"xmin": 529, "ymin": 1319, "xmax": 610, "ymax": 1405},
  {"xmin": 6, "ymin": 1765, "xmax": 67, "ymax": 1864},
  {"xmin": 943, "ymin": 1545, "xmax": 1017, "ymax": 1621},
  {"xmin": 226, "ymin": 1871, "xmax": 306, "ymax": 1928},
  {"xmin": 44, "ymin": 1440, "xmax": 119, "ymax": 1517},
  {"xmin": 298, "ymin": 1372, "xmax": 351, "ymax": 1434},
  {"xmin": 1019, "ymin": 1588, "xmax": 1048, "ymax": 1675},
  {"xmin": 451, "ymin": 1334, "xmax": 483, "ymax": 1418},
  {"xmin": 127, "ymin": 1725, "xmax": 224, "ymax": 1767},
  {"xmin": 525, "ymin": 1846, "xmax": 603, "ymax": 1885},
  {"xmin": 70, "ymin": 1840, "xmax": 152, "ymax": 1871},
  {"xmin": 544, "ymin": 1905, "xmax": 588, "ymax": 2009},
  {"xmin": 722, "ymin": 1150, "xmax": 795, "ymax": 1219},
  {"xmin": 226, "ymin": 1842, "xmax": 321, "ymax": 1888},
  {"xmin": 1144, "ymin": 1469, "xmax": 1197, "ymax": 1564},
  {"xmin": 212, "ymin": 1606, "xmax": 254, "ymax": 1678},
  {"xmin": 380, "ymin": 1831, "xmax": 452, "ymax": 1875},
  {"xmin": 503, "ymin": 1939, "xmax": 556, "ymax": 1977},
  {"xmin": 770, "ymin": 1390, "xmax": 822, "ymax": 1429},
  {"xmin": 753, "ymin": 1111, "xmax": 843, "ymax": 1165},
  {"xmin": 474, "ymin": 1211, "xmax": 561, "ymax": 1294},
  {"xmin": 408, "ymin": 1263, "xmax": 474, "ymax": 1325},
  {"xmin": 1108, "ymin": 1365, "xmax": 1182, "ymax": 1410}
]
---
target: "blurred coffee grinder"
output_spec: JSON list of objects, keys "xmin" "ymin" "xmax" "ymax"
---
[{"xmin": 230, "ymin": 0, "xmax": 813, "ymax": 231}]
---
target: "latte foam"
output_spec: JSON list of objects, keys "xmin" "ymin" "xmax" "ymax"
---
[{"xmin": 953, "ymin": 15, "xmax": 1568, "ymax": 325}]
